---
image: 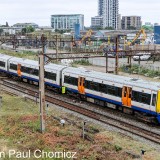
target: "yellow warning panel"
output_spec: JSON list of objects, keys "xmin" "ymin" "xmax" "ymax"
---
[
  {"xmin": 156, "ymin": 90, "xmax": 160, "ymax": 113},
  {"xmin": 62, "ymin": 86, "xmax": 66, "ymax": 94}
]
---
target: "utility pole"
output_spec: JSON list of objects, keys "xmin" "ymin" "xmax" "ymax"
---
[
  {"xmin": 115, "ymin": 36, "xmax": 119, "ymax": 75},
  {"xmin": 56, "ymin": 35, "xmax": 58, "ymax": 62},
  {"xmin": 106, "ymin": 52, "xmax": 108, "ymax": 73},
  {"xmin": 39, "ymin": 34, "xmax": 46, "ymax": 133}
]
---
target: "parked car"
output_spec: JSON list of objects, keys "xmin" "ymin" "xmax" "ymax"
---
[{"xmin": 133, "ymin": 52, "xmax": 151, "ymax": 61}]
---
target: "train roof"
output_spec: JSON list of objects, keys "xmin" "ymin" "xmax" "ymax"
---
[
  {"xmin": 0, "ymin": 54, "xmax": 13, "ymax": 60},
  {"xmin": 45, "ymin": 63, "xmax": 67, "ymax": 71},
  {"xmin": 63, "ymin": 67, "xmax": 160, "ymax": 91},
  {"xmin": 9, "ymin": 56, "xmax": 66, "ymax": 71},
  {"xmin": 9, "ymin": 57, "xmax": 38, "ymax": 67}
]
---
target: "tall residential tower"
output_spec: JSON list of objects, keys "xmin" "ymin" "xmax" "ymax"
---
[{"xmin": 98, "ymin": 0, "xmax": 119, "ymax": 29}]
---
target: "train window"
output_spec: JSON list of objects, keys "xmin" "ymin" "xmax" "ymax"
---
[
  {"xmin": 64, "ymin": 76, "xmax": 69, "ymax": 83},
  {"xmin": 152, "ymin": 94, "xmax": 157, "ymax": 106},
  {"xmin": 64, "ymin": 76, "xmax": 78, "ymax": 86},
  {"xmin": 139, "ymin": 93, "xmax": 151, "ymax": 105},
  {"xmin": 99, "ymin": 83, "xmax": 106, "ymax": 93},
  {"xmin": 21, "ymin": 66, "xmax": 27, "ymax": 73},
  {"xmin": 0, "ymin": 61, "xmax": 5, "ymax": 67},
  {"xmin": 10, "ymin": 64, "xmax": 17, "ymax": 70},
  {"xmin": 45, "ymin": 71, "xmax": 56, "ymax": 81},
  {"xmin": 30, "ymin": 69, "xmax": 38, "ymax": 76},
  {"xmin": 107, "ymin": 86, "xmax": 116, "ymax": 96},
  {"xmin": 128, "ymin": 88, "xmax": 132, "ymax": 98},
  {"xmin": 73, "ymin": 77, "xmax": 78, "ymax": 86},
  {"xmin": 117, "ymin": 87, "xmax": 122, "ymax": 97},
  {"xmin": 124, "ymin": 87, "xmax": 127, "ymax": 97},
  {"xmin": 67, "ymin": 77, "xmax": 72, "ymax": 84},
  {"xmin": 90, "ymin": 82, "xmax": 99, "ymax": 91},
  {"xmin": 132, "ymin": 91, "xmax": 139, "ymax": 102},
  {"xmin": 84, "ymin": 80, "xmax": 89, "ymax": 89}
]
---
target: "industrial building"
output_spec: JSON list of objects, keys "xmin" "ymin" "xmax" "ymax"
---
[
  {"xmin": 51, "ymin": 14, "xmax": 84, "ymax": 30},
  {"xmin": 121, "ymin": 16, "xmax": 142, "ymax": 30}
]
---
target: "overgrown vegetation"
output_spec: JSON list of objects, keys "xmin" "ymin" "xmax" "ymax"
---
[
  {"xmin": 120, "ymin": 64, "xmax": 160, "ymax": 78},
  {"xmin": 0, "ymin": 49, "xmax": 38, "ymax": 60},
  {"xmin": 71, "ymin": 59, "xmax": 92, "ymax": 66}
]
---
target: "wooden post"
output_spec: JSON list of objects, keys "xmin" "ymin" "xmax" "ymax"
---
[
  {"xmin": 39, "ymin": 53, "xmax": 45, "ymax": 133},
  {"xmin": 39, "ymin": 34, "xmax": 46, "ymax": 133}
]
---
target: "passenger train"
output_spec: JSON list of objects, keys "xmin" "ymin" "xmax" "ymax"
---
[{"xmin": 0, "ymin": 54, "xmax": 160, "ymax": 123}]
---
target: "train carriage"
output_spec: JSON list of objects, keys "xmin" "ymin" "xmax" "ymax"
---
[
  {"xmin": 8, "ymin": 57, "xmax": 66, "ymax": 88},
  {"xmin": 62, "ymin": 67, "xmax": 160, "ymax": 123},
  {"xmin": 0, "ymin": 54, "xmax": 13, "ymax": 73},
  {"xmin": 8, "ymin": 57, "xmax": 39, "ymax": 82}
]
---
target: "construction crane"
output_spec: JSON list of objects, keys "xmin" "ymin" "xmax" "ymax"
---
[
  {"xmin": 81, "ymin": 29, "xmax": 93, "ymax": 44},
  {"xmin": 127, "ymin": 29, "xmax": 147, "ymax": 46}
]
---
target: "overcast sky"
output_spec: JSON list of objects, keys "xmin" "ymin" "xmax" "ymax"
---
[{"xmin": 0, "ymin": 0, "xmax": 159, "ymax": 26}]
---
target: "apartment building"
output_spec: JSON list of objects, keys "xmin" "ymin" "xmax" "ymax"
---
[
  {"xmin": 121, "ymin": 16, "xmax": 142, "ymax": 30},
  {"xmin": 51, "ymin": 14, "xmax": 84, "ymax": 30},
  {"xmin": 98, "ymin": 0, "xmax": 119, "ymax": 29},
  {"xmin": 91, "ymin": 16, "xmax": 103, "ymax": 28}
]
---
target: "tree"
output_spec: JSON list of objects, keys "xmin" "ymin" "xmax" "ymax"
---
[
  {"xmin": 104, "ymin": 27, "xmax": 114, "ymax": 30},
  {"xmin": 22, "ymin": 28, "xmax": 27, "ymax": 34},
  {"xmin": 26, "ymin": 26, "xmax": 35, "ymax": 33},
  {"xmin": 127, "ymin": 26, "xmax": 136, "ymax": 30},
  {"xmin": 142, "ymin": 25, "xmax": 153, "ymax": 31},
  {"xmin": 22, "ymin": 26, "xmax": 35, "ymax": 35}
]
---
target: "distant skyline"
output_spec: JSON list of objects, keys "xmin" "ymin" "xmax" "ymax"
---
[{"xmin": 0, "ymin": 0, "xmax": 159, "ymax": 26}]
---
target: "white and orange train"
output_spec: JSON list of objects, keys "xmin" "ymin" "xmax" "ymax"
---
[{"xmin": 0, "ymin": 54, "xmax": 160, "ymax": 123}]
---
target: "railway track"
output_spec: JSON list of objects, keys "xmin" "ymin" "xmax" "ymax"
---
[{"xmin": 1, "ymin": 79, "xmax": 160, "ymax": 145}]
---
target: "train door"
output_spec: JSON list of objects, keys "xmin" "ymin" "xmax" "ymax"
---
[
  {"xmin": 78, "ymin": 77, "xmax": 85, "ymax": 94},
  {"xmin": 122, "ymin": 86, "xmax": 132, "ymax": 107},
  {"xmin": 156, "ymin": 90, "xmax": 160, "ymax": 113},
  {"xmin": 17, "ymin": 64, "xmax": 22, "ymax": 76}
]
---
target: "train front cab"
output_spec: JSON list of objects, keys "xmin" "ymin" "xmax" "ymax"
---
[{"xmin": 156, "ymin": 90, "xmax": 160, "ymax": 123}]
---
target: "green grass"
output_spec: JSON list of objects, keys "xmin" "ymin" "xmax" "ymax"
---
[{"xmin": 0, "ymin": 93, "xmax": 160, "ymax": 160}]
